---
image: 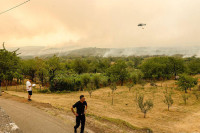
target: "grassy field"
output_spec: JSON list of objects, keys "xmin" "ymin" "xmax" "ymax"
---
[{"xmin": 3, "ymin": 80, "xmax": 200, "ymax": 133}]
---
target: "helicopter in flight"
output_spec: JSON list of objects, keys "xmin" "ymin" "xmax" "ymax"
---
[{"xmin": 138, "ymin": 23, "xmax": 146, "ymax": 29}]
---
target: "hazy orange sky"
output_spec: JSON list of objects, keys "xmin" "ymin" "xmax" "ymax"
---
[{"xmin": 0, "ymin": 0, "xmax": 200, "ymax": 48}]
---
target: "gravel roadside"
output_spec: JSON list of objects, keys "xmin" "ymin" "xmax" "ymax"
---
[{"xmin": 0, "ymin": 107, "xmax": 22, "ymax": 133}]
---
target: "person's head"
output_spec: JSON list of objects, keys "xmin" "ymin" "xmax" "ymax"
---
[{"xmin": 80, "ymin": 95, "xmax": 85, "ymax": 102}]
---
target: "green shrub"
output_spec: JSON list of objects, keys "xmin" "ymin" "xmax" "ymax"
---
[
  {"xmin": 92, "ymin": 74, "xmax": 101, "ymax": 89},
  {"xmin": 81, "ymin": 73, "xmax": 91, "ymax": 88},
  {"xmin": 101, "ymin": 76, "xmax": 109, "ymax": 87}
]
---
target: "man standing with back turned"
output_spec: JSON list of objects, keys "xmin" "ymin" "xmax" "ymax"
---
[
  {"xmin": 26, "ymin": 78, "xmax": 33, "ymax": 101},
  {"xmin": 71, "ymin": 95, "xmax": 87, "ymax": 133}
]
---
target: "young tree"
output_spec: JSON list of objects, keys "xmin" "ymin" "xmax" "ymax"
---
[
  {"xmin": 110, "ymin": 82, "xmax": 117, "ymax": 105},
  {"xmin": 126, "ymin": 82, "xmax": 134, "ymax": 92},
  {"xmin": 163, "ymin": 91, "xmax": 174, "ymax": 111},
  {"xmin": 177, "ymin": 74, "xmax": 198, "ymax": 93},
  {"xmin": 134, "ymin": 88, "xmax": 140, "ymax": 103},
  {"xmin": 137, "ymin": 94, "xmax": 153, "ymax": 118},
  {"xmin": 182, "ymin": 93, "xmax": 190, "ymax": 105},
  {"xmin": 86, "ymin": 82, "xmax": 96, "ymax": 98}
]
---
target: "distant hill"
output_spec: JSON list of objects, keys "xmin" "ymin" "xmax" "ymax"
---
[{"xmin": 6, "ymin": 46, "xmax": 200, "ymax": 58}]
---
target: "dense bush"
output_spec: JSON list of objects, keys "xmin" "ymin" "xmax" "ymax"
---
[
  {"xmin": 50, "ymin": 73, "xmax": 81, "ymax": 92},
  {"xmin": 49, "ymin": 72, "xmax": 109, "ymax": 92},
  {"xmin": 140, "ymin": 57, "xmax": 185, "ymax": 80}
]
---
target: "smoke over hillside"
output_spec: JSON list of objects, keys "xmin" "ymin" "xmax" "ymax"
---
[
  {"xmin": 103, "ymin": 47, "xmax": 200, "ymax": 57},
  {"xmin": 5, "ymin": 46, "xmax": 200, "ymax": 58}
]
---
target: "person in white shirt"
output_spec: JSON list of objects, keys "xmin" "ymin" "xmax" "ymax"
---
[{"xmin": 26, "ymin": 78, "xmax": 33, "ymax": 101}]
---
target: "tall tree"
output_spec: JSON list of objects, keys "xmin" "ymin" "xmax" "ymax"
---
[
  {"xmin": 47, "ymin": 55, "xmax": 62, "ymax": 82},
  {"xmin": 35, "ymin": 57, "xmax": 48, "ymax": 86},
  {"xmin": 0, "ymin": 43, "xmax": 20, "ymax": 95},
  {"xmin": 168, "ymin": 57, "xmax": 185, "ymax": 78},
  {"xmin": 106, "ymin": 60, "xmax": 129, "ymax": 86},
  {"xmin": 72, "ymin": 59, "xmax": 88, "ymax": 74},
  {"xmin": 186, "ymin": 57, "xmax": 200, "ymax": 75},
  {"xmin": 21, "ymin": 59, "xmax": 37, "ymax": 81}
]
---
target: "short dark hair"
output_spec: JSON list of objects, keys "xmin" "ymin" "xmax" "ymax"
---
[{"xmin": 80, "ymin": 95, "xmax": 84, "ymax": 99}]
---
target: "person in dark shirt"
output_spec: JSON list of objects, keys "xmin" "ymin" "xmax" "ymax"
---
[{"xmin": 71, "ymin": 95, "xmax": 87, "ymax": 133}]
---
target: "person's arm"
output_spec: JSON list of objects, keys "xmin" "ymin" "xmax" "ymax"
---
[
  {"xmin": 71, "ymin": 103, "xmax": 78, "ymax": 116},
  {"xmin": 84, "ymin": 102, "xmax": 88, "ymax": 114}
]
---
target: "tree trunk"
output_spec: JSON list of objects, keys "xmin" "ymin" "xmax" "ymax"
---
[
  {"xmin": 112, "ymin": 96, "xmax": 114, "ymax": 105},
  {"xmin": 6, "ymin": 80, "xmax": 8, "ymax": 90},
  {"xmin": 185, "ymin": 88, "xmax": 187, "ymax": 93},
  {"xmin": 23, "ymin": 79, "xmax": 25, "ymax": 92},
  {"xmin": 121, "ymin": 80, "xmax": 124, "ymax": 86},
  {"xmin": 144, "ymin": 112, "xmax": 146, "ymax": 118},
  {"xmin": 168, "ymin": 105, "xmax": 170, "ymax": 111},
  {"xmin": 0, "ymin": 80, "xmax": 2, "ymax": 96}
]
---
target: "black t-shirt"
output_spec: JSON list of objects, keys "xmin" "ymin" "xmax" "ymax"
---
[{"xmin": 73, "ymin": 101, "xmax": 87, "ymax": 115}]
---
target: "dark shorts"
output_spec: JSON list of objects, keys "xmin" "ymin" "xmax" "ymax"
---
[{"xmin": 28, "ymin": 91, "xmax": 32, "ymax": 95}]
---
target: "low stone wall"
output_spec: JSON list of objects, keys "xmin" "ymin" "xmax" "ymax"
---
[{"xmin": 0, "ymin": 107, "xmax": 22, "ymax": 133}]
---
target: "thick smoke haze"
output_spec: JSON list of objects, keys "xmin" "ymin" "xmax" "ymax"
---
[{"xmin": 0, "ymin": 0, "xmax": 200, "ymax": 48}]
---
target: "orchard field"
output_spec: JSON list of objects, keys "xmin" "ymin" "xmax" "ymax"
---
[
  {"xmin": 1, "ymin": 47, "xmax": 200, "ymax": 132},
  {"xmin": 4, "ymin": 78, "xmax": 200, "ymax": 133}
]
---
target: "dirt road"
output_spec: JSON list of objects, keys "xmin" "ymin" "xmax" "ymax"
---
[{"xmin": 0, "ymin": 98, "xmax": 74, "ymax": 133}]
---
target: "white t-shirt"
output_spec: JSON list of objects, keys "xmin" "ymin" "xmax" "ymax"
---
[{"xmin": 26, "ymin": 81, "xmax": 32, "ymax": 91}]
